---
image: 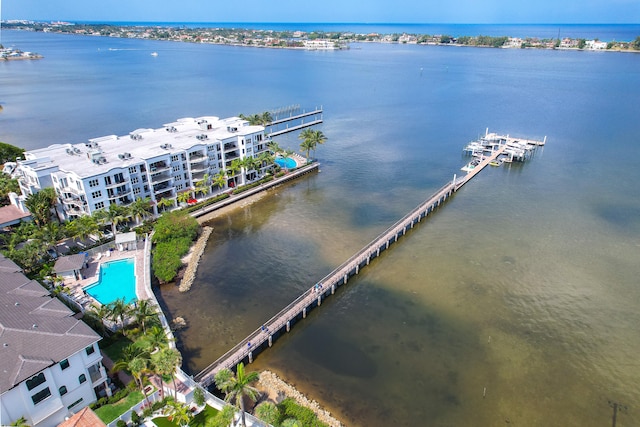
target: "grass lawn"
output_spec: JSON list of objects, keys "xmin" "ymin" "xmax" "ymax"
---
[
  {"xmin": 100, "ymin": 335, "xmax": 134, "ymax": 361},
  {"xmin": 153, "ymin": 405, "xmax": 220, "ymax": 427},
  {"xmin": 94, "ymin": 390, "xmax": 144, "ymax": 423}
]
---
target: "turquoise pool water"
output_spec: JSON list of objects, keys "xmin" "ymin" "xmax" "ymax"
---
[
  {"xmin": 84, "ymin": 258, "xmax": 137, "ymax": 305},
  {"xmin": 275, "ymin": 156, "xmax": 296, "ymax": 169}
]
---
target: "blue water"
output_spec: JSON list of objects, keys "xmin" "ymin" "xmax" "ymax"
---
[
  {"xmin": 275, "ymin": 156, "xmax": 296, "ymax": 169},
  {"xmin": 2, "ymin": 28, "xmax": 640, "ymax": 426},
  {"xmin": 84, "ymin": 258, "xmax": 137, "ymax": 305}
]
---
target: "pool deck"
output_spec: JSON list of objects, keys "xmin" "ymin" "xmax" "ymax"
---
[{"xmin": 63, "ymin": 244, "xmax": 148, "ymax": 309}]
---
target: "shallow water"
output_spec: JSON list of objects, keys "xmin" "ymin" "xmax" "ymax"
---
[{"xmin": 3, "ymin": 29, "xmax": 640, "ymax": 426}]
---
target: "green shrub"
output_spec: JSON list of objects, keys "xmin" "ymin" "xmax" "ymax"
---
[
  {"xmin": 116, "ymin": 420, "xmax": 127, "ymax": 427},
  {"xmin": 278, "ymin": 398, "xmax": 328, "ymax": 427}
]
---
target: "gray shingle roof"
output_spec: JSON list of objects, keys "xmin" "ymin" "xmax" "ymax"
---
[
  {"xmin": 0, "ymin": 254, "xmax": 100, "ymax": 392},
  {"xmin": 53, "ymin": 253, "xmax": 87, "ymax": 274}
]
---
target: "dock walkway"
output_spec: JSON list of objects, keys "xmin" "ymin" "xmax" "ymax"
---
[{"xmin": 195, "ymin": 133, "xmax": 542, "ymax": 387}]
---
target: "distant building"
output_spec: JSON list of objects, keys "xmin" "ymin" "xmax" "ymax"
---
[
  {"xmin": 0, "ymin": 254, "xmax": 109, "ymax": 427},
  {"xmin": 586, "ymin": 40, "xmax": 607, "ymax": 50},
  {"xmin": 12, "ymin": 116, "xmax": 271, "ymax": 220},
  {"xmin": 303, "ymin": 39, "xmax": 340, "ymax": 50}
]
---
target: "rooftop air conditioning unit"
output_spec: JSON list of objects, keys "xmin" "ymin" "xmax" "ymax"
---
[
  {"xmin": 118, "ymin": 154, "xmax": 125, "ymax": 160},
  {"xmin": 73, "ymin": 147, "xmax": 81, "ymax": 154},
  {"xmin": 66, "ymin": 148, "xmax": 74, "ymax": 155}
]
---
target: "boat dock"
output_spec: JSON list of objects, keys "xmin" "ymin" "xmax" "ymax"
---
[
  {"xmin": 265, "ymin": 107, "xmax": 323, "ymax": 137},
  {"xmin": 194, "ymin": 131, "xmax": 545, "ymax": 387}
]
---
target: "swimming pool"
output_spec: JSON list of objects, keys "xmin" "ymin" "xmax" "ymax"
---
[
  {"xmin": 84, "ymin": 258, "xmax": 137, "ymax": 305},
  {"xmin": 275, "ymin": 156, "xmax": 297, "ymax": 169}
]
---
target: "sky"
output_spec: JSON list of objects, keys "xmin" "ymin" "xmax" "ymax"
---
[{"xmin": 2, "ymin": 0, "xmax": 639, "ymax": 24}]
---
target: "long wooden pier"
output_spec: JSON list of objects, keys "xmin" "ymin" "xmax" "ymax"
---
[{"xmin": 194, "ymin": 133, "xmax": 541, "ymax": 387}]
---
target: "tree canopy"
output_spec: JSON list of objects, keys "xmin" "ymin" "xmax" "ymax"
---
[{"xmin": 0, "ymin": 142, "xmax": 25, "ymax": 164}]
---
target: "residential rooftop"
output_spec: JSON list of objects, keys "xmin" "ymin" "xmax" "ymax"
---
[{"xmin": 0, "ymin": 254, "xmax": 100, "ymax": 392}]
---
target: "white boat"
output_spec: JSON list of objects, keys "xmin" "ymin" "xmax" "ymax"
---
[{"xmin": 151, "ymin": 52, "xmax": 158, "ymax": 57}]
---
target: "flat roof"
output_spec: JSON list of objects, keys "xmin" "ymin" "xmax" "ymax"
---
[{"xmin": 22, "ymin": 116, "xmax": 264, "ymax": 179}]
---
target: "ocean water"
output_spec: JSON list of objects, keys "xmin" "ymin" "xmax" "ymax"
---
[{"xmin": 2, "ymin": 28, "xmax": 640, "ymax": 426}]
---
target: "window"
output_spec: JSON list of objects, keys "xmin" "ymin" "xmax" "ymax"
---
[
  {"xmin": 77, "ymin": 181, "xmax": 82, "ymax": 191},
  {"xmin": 26, "ymin": 373, "xmax": 46, "ymax": 391},
  {"xmin": 143, "ymin": 185, "xmax": 149, "ymax": 192},
  {"xmin": 89, "ymin": 178, "xmax": 99, "ymax": 188},
  {"xmin": 59, "ymin": 359, "xmax": 70, "ymax": 370},
  {"xmin": 85, "ymin": 344, "xmax": 95, "ymax": 356},
  {"xmin": 174, "ymin": 175, "xmax": 182, "ymax": 181},
  {"xmin": 171, "ymin": 155, "xmax": 180, "ymax": 162},
  {"xmin": 176, "ymin": 184, "xmax": 183, "ymax": 191},
  {"xmin": 91, "ymin": 191, "xmax": 102, "ymax": 199},
  {"xmin": 78, "ymin": 374, "xmax": 86, "ymax": 384},
  {"xmin": 94, "ymin": 202, "xmax": 105, "ymax": 210},
  {"xmin": 31, "ymin": 387, "xmax": 51, "ymax": 405},
  {"xmin": 131, "ymin": 177, "xmax": 139, "ymax": 184},
  {"xmin": 184, "ymin": 173, "xmax": 188, "ymax": 180},
  {"xmin": 129, "ymin": 166, "xmax": 137, "ymax": 173},
  {"xmin": 59, "ymin": 385, "xmax": 68, "ymax": 396},
  {"xmin": 133, "ymin": 188, "xmax": 141, "ymax": 195},
  {"xmin": 104, "ymin": 176, "xmax": 112, "ymax": 186},
  {"xmin": 172, "ymin": 166, "xmax": 180, "ymax": 172},
  {"xmin": 68, "ymin": 398, "xmax": 83, "ymax": 410}
]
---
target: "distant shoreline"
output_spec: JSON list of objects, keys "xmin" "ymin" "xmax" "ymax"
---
[{"xmin": 4, "ymin": 21, "xmax": 640, "ymax": 53}]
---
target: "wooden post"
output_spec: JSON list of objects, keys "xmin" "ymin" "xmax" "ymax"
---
[
  {"xmin": 317, "ymin": 296, "xmax": 322, "ymax": 306},
  {"xmin": 331, "ymin": 284, "xmax": 335, "ymax": 294},
  {"xmin": 286, "ymin": 321, "xmax": 290, "ymax": 332},
  {"xmin": 268, "ymin": 335, "xmax": 273, "ymax": 347},
  {"xmin": 248, "ymin": 352, "xmax": 253, "ymax": 364},
  {"xmin": 355, "ymin": 264, "xmax": 359, "ymax": 274},
  {"xmin": 303, "ymin": 307, "xmax": 306, "ymax": 318}
]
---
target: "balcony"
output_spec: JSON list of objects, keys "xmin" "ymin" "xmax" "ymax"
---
[
  {"xmin": 156, "ymin": 189, "xmax": 175, "ymax": 200},
  {"xmin": 225, "ymin": 151, "xmax": 240, "ymax": 160},
  {"xmin": 149, "ymin": 162, "xmax": 170, "ymax": 173},
  {"xmin": 190, "ymin": 163, "xmax": 209, "ymax": 173},
  {"xmin": 105, "ymin": 178, "xmax": 130, "ymax": 189},
  {"xmin": 223, "ymin": 143, "xmax": 238, "ymax": 151},
  {"xmin": 150, "ymin": 172, "xmax": 172, "ymax": 183},
  {"xmin": 107, "ymin": 187, "xmax": 132, "ymax": 200},
  {"xmin": 189, "ymin": 152, "xmax": 205, "ymax": 160}
]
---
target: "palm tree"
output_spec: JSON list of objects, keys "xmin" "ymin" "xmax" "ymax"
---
[
  {"xmin": 299, "ymin": 138, "xmax": 315, "ymax": 162},
  {"xmin": 227, "ymin": 159, "xmax": 243, "ymax": 188},
  {"xmin": 131, "ymin": 299, "xmax": 156, "ymax": 334},
  {"xmin": 151, "ymin": 347, "xmax": 182, "ymax": 400},
  {"xmin": 260, "ymin": 111, "xmax": 273, "ymax": 125},
  {"xmin": 112, "ymin": 346, "xmax": 152, "ymax": 407},
  {"xmin": 83, "ymin": 304, "xmax": 111, "ymax": 337},
  {"xmin": 194, "ymin": 174, "xmax": 211, "ymax": 198},
  {"xmin": 128, "ymin": 197, "xmax": 153, "ymax": 225},
  {"xmin": 139, "ymin": 324, "xmax": 169, "ymax": 353},
  {"xmin": 298, "ymin": 128, "xmax": 327, "ymax": 160},
  {"xmin": 106, "ymin": 298, "xmax": 130, "ymax": 333},
  {"xmin": 167, "ymin": 401, "xmax": 193, "ymax": 427},
  {"xmin": 24, "ymin": 187, "xmax": 58, "ymax": 226},
  {"xmin": 176, "ymin": 191, "xmax": 192, "ymax": 206},
  {"xmin": 156, "ymin": 198, "xmax": 174, "ymax": 213},
  {"xmin": 214, "ymin": 363, "xmax": 260, "ymax": 427},
  {"xmin": 66, "ymin": 214, "xmax": 100, "ymax": 244},
  {"xmin": 255, "ymin": 401, "xmax": 280, "ymax": 426},
  {"xmin": 211, "ymin": 171, "xmax": 227, "ymax": 193},
  {"xmin": 38, "ymin": 222, "xmax": 64, "ymax": 257},
  {"xmin": 95, "ymin": 203, "xmax": 127, "ymax": 237}
]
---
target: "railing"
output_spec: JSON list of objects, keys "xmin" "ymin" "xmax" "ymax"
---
[{"xmin": 196, "ymin": 176, "xmax": 456, "ymax": 384}]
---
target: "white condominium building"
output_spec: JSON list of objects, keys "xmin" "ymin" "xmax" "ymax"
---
[{"xmin": 14, "ymin": 116, "xmax": 270, "ymax": 219}]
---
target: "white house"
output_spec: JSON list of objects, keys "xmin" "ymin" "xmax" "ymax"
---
[{"xmin": 0, "ymin": 254, "xmax": 109, "ymax": 427}]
